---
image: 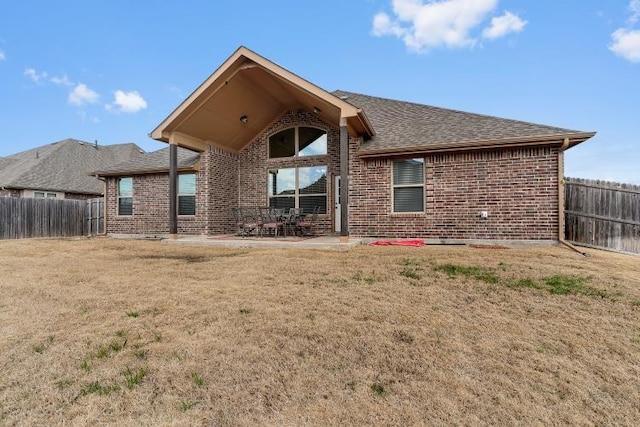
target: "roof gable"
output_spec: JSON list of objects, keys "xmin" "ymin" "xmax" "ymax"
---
[{"xmin": 151, "ymin": 46, "xmax": 373, "ymax": 153}]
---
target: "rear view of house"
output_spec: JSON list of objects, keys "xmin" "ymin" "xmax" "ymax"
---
[{"xmin": 97, "ymin": 46, "xmax": 595, "ymax": 243}]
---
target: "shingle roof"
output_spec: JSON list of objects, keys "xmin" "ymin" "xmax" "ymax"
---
[
  {"xmin": 332, "ymin": 90, "xmax": 593, "ymax": 155},
  {"xmin": 0, "ymin": 139, "xmax": 144, "ymax": 195},
  {"xmin": 94, "ymin": 146, "xmax": 200, "ymax": 176}
]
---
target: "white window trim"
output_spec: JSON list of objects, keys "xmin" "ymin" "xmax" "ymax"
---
[
  {"xmin": 391, "ymin": 159, "xmax": 425, "ymax": 214},
  {"xmin": 31, "ymin": 190, "xmax": 61, "ymax": 198},
  {"xmin": 177, "ymin": 173, "xmax": 197, "ymax": 216},
  {"xmin": 117, "ymin": 177, "xmax": 133, "ymax": 216}
]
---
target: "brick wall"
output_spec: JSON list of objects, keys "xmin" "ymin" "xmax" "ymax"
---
[
  {"xmin": 235, "ymin": 109, "xmax": 341, "ymax": 234},
  {"xmin": 105, "ymin": 171, "xmax": 207, "ymax": 235},
  {"xmin": 103, "ymin": 109, "xmax": 561, "ymax": 241},
  {"xmin": 103, "ymin": 109, "xmax": 340, "ymax": 236},
  {"xmin": 349, "ymin": 141, "xmax": 560, "ymax": 240},
  {"xmin": 201, "ymin": 147, "xmax": 239, "ymax": 234}
]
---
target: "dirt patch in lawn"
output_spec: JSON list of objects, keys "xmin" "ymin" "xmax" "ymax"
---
[{"xmin": 0, "ymin": 237, "xmax": 639, "ymax": 425}]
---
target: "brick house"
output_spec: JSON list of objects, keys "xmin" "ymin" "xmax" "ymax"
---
[{"xmin": 96, "ymin": 46, "xmax": 595, "ymax": 242}]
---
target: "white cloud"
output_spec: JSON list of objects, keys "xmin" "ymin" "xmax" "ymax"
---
[
  {"xmin": 50, "ymin": 74, "xmax": 73, "ymax": 86},
  {"xmin": 0, "ymin": 51, "xmax": 5, "ymax": 61},
  {"xmin": 107, "ymin": 90, "xmax": 147, "ymax": 113},
  {"xmin": 609, "ymin": 28, "xmax": 640, "ymax": 62},
  {"xmin": 629, "ymin": 0, "xmax": 640, "ymax": 24},
  {"xmin": 69, "ymin": 83, "xmax": 100, "ymax": 106},
  {"xmin": 24, "ymin": 68, "xmax": 48, "ymax": 84},
  {"xmin": 373, "ymin": 12, "xmax": 407, "ymax": 38},
  {"xmin": 372, "ymin": 0, "xmax": 524, "ymax": 52},
  {"xmin": 482, "ymin": 11, "xmax": 527, "ymax": 39}
]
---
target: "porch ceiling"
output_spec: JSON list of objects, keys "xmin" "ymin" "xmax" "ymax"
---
[{"xmin": 151, "ymin": 47, "xmax": 374, "ymax": 153}]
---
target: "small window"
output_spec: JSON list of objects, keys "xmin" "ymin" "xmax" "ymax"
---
[
  {"xmin": 268, "ymin": 127, "xmax": 327, "ymax": 158},
  {"xmin": 178, "ymin": 173, "xmax": 196, "ymax": 216},
  {"xmin": 118, "ymin": 177, "xmax": 133, "ymax": 216},
  {"xmin": 35, "ymin": 191, "xmax": 57, "ymax": 198},
  {"xmin": 393, "ymin": 159, "xmax": 424, "ymax": 213}
]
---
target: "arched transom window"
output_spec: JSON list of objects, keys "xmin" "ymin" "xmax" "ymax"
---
[{"xmin": 268, "ymin": 127, "xmax": 327, "ymax": 158}]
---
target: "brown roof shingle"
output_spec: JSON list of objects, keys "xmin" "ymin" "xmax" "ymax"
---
[
  {"xmin": 332, "ymin": 90, "xmax": 593, "ymax": 155},
  {"xmin": 94, "ymin": 146, "xmax": 200, "ymax": 176},
  {"xmin": 0, "ymin": 139, "xmax": 144, "ymax": 195}
]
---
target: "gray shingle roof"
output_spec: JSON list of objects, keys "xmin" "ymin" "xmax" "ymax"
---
[
  {"xmin": 0, "ymin": 139, "xmax": 144, "ymax": 195},
  {"xmin": 332, "ymin": 90, "xmax": 591, "ymax": 154},
  {"xmin": 94, "ymin": 146, "xmax": 200, "ymax": 176}
]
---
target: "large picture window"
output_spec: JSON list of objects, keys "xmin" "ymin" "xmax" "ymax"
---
[
  {"xmin": 269, "ymin": 127, "xmax": 327, "ymax": 158},
  {"xmin": 393, "ymin": 159, "xmax": 424, "ymax": 213},
  {"xmin": 268, "ymin": 166, "xmax": 327, "ymax": 214},
  {"xmin": 118, "ymin": 177, "xmax": 133, "ymax": 216},
  {"xmin": 178, "ymin": 173, "xmax": 196, "ymax": 216}
]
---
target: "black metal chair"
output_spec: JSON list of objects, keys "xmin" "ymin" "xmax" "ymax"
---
[
  {"xmin": 285, "ymin": 207, "xmax": 304, "ymax": 236},
  {"xmin": 259, "ymin": 207, "xmax": 284, "ymax": 237},
  {"xmin": 296, "ymin": 205, "xmax": 319, "ymax": 236}
]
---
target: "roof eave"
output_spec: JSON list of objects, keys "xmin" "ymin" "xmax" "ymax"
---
[
  {"xmin": 150, "ymin": 46, "xmax": 375, "ymax": 145},
  {"xmin": 95, "ymin": 165, "xmax": 197, "ymax": 177},
  {"xmin": 358, "ymin": 132, "xmax": 596, "ymax": 158}
]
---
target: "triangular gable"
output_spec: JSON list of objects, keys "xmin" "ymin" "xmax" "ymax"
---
[{"xmin": 151, "ymin": 46, "xmax": 374, "ymax": 153}]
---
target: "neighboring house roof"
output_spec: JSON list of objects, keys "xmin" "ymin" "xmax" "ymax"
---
[
  {"xmin": 94, "ymin": 146, "xmax": 200, "ymax": 176},
  {"xmin": 0, "ymin": 139, "xmax": 144, "ymax": 195},
  {"xmin": 333, "ymin": 90, "xmax": 595, "ymax": 157}
]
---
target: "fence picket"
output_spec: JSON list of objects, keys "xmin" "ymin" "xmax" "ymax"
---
[
  {"xmin": 0, "ymin": 197, "xmax": 104, "ymax": 239},
  {"xmin": 565, "ymin": 177, "xmax": 640, "ymax": 255}
]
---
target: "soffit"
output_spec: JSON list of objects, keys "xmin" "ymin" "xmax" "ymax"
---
[{"xmin": 152, "ymin": 47, "xmax": 372, "ymax": 153}]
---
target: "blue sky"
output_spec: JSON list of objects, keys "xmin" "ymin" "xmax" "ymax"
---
[{"xmin": 1, "ymin": 0, "xmax": 639, "ymax": 183}]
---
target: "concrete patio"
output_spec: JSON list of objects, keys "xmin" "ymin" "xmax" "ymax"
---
[{"xmin": 161, "ymin": 234, "xmax": 364, "ymax": 250}]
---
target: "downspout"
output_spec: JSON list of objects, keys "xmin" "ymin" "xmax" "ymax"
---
[
  {"xmin": 96, "ymin": 175, "xmax": 107, "ymax": 236},
  {"xmin": 557, "ymin": 138, "xmax": 587, "ymax": 256}
]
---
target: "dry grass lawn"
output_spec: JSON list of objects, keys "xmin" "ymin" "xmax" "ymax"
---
[{"xmin": 0, "ymin": 237, "xmax": 639, "ymax": 426}]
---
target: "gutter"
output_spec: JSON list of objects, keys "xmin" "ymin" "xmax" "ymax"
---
[
  {"xmin": 94, "ymin": 165, "xmax": 197, "ymax": 178},
  {"xmin": 358, "ymin": 132, "xmax": 596, "ymax": 158},
  {"xmin": 557, "ymin": 137, "xmax": 588, "ymax": 256}
]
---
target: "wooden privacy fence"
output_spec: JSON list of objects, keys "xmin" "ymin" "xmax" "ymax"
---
[
  {"xmin": 565, "ymin": 177, "xmax": 640, "ymax": 255},
  {"xmin": 85, "ymin": 198, "xmax": 105, "ymax": 236},
  {"xmin": 0, "ymin": 197, "xmax": 104, "ymax": 239}
]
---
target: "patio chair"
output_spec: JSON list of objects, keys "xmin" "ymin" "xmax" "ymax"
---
[
  {"xmin": 296, "ymin": 205, "xmax": 319, "ymax": 236},
  {"xmin": 231, "ymin": 207, "xmax": 246, "ymax": 236},
  {"xmin": 259, "ymin": 207, "xmax": 284, "ymax": 237},
  {"xmin": 241, "ymin": 207, "xmax": 262, "ymax": 236},
  {"xmin": 285, "ymin": 207, "xmax": 303, "ymax": 236}
]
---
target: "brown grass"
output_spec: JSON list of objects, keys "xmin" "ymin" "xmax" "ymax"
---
[{"xmin": 1, "ymin": 237, "xmax": 639, "ymax": 425}]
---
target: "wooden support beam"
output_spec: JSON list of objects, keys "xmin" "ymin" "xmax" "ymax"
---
[
  {"xmin": 339, "ymin": 117, "xmax": 349, "ymax": 240},
  {"xmin": 169, "ymin": 142, "xmax": 178, "ymax": 238}
]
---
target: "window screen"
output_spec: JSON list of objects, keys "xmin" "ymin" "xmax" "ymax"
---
[{"xmin": 393, "ymin": 159, "xmax": 424, "ymax": 213}]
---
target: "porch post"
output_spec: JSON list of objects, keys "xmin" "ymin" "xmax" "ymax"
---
[
  {"xmin": 169, "ymin": 140, "xmax": 178, "ymax": 239},
  {"xmin": 339, "ymin": 117, "xmax": 349, "ymax": 241}
]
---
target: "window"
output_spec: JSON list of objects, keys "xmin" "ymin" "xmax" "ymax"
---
[
  {"xmin": 178, "ymin": 173, "xmax": 196, "ymax": 216},
  {"xmin": 34, "ymin": 191, "xmax": 57, "ymax": 198},
  {"xmin": 268, "ymin": 166, "xmax": 327, "ymax": 214},
  {"xmin": 268, "ymin": 127, "xmax": 327, "ymax": 158},
  {"xmin": 393, "ymin": 159, "xmax": 424, "ymax": 213},
  {"xmin": 118, "ymin": 177, "xmax": 133, "ymax": 216}
]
